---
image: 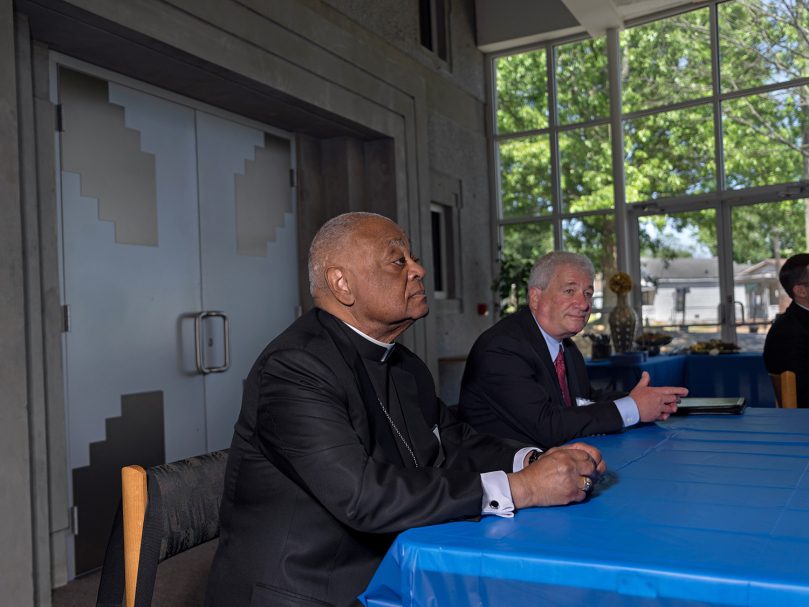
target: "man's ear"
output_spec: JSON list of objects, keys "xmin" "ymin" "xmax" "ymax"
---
[
  {"xmin": 528, "ymin": 286, "xmax": 541, "ymax": 310},
  {"xmin": 325, "ymin": 266, "xmax": 355, "ymax": 306}
]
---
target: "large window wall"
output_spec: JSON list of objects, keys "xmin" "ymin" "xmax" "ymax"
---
[{"xmin": 491, "ymin": 0, "xmax": 809, "ymax": 350}]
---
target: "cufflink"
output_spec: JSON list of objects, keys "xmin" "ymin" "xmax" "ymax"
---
[{"xmin": 489, "ymin": 500, "xmax": 500, "ymax": 509}]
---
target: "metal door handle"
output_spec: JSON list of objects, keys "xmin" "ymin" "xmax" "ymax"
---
[{"xmin": 194, "ymin": 311, "xmax": 230, "ymax": 374}]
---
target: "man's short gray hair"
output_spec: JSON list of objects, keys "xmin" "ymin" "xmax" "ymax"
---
[
  {"xmin": 528, "ymin": 251, "xmax": 595, "ymax": 290},
  {"xmin": 308, "ymin": 211, "xmax": 390, "ymax": 296}
]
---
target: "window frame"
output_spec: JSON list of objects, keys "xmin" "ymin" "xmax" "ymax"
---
[
  {"xmin": 487, "ymin": 0, "xmax": 809, "ymax": 344},
  {"xmin": 429, "ymin": 171, "xmax": 463, "ymax": 308}
]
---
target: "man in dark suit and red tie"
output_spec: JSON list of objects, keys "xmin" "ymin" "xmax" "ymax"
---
[
  {"xmin": 459, "ymin": 251, "xmax": 688, "ymax": 450},
  {"xmin": 205, "ymin": 214, "xmax": 606, "ymax": 607}
]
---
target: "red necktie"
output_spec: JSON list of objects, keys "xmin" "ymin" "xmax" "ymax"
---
[{"xmin": 555, "ymin": 348, "xmax": 573, "ymax": 408}]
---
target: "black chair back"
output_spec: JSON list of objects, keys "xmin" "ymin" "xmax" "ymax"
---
[{"xmin": 96, "ymin": 449, "xmax": 228, "ymax": 607}]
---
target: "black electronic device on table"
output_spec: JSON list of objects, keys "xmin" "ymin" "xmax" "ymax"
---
[{"xmin": 675, "ymin": 397, "xmax": 747, "ymax": 415}]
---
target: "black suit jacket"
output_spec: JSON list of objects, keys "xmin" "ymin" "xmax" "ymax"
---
[
  {"xmin": 459, "ymin": 307, "xmax": 626, "ymax": 449},
  {"xmin": 764, "ymin": 301, "xmax": 809, "ymax": 407},
  {"xmin": 205, "ymin": 309, "xmax": 524, "ymax": 607}
]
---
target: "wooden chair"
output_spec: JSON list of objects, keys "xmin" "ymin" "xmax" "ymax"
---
[
  {"xmin": 96, "ymin": 449, "xmax": 228, "ymax": 607},
  {"xmin": 769, "ymin": 371, "xmax": 798, "ymax": 408}
]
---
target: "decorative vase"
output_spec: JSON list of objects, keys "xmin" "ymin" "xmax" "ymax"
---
[{"xmin": 609, "ymin": 293, "xmax": 637, "ymax": 354}]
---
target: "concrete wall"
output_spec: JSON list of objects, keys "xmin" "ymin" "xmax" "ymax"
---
[
  {"xmin": 322, "ymin": 0, "xmax": 496, "ymax": 353},
  {"xmin": 1, "ymin": 2, "xmax": 36, "ymax": 605},
  {"xmin": 5, "ymin": 0, "xmax": 497, "ymax": 602}
]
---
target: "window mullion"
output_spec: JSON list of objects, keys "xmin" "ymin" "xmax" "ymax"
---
[
  {"xmin": 548, "ymin": 43, "xmax": 562, "ymax": 250},
  {"xmin": 607, "ymin": 27, "xmax": 629, "ymax": 274},
  {"xmin": 710, "ymin": 1, "xmax": 726, "ymax": 193}
]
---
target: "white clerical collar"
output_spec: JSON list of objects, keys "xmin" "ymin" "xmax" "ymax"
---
[
  {"xmin": 531, "ymin": 313, "xmax": 563, "ymax": 361},
  {"xmin": 342, "ymin": 321, "xmax": 395, "ymax": 362}
]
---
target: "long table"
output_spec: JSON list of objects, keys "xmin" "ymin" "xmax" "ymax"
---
[
  {"xmin": 361, "ymin": 409, "xmax": 809, "ymax": 606},
  {"xmin": 587, "ymin": 352, "xmax": 775, "ymax": 407}
]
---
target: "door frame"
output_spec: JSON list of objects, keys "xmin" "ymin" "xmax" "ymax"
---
[{"xmin": 50, "ymin": 52, "xmax": 298, "ymax": 580}]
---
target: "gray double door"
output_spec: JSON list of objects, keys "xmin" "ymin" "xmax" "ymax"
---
[{"xmin": 56, "ymin": 64, "xmax": 299, "ymax": 575}]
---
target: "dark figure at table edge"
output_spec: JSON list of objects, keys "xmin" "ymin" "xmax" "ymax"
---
[
  {"xmin": 459, "ymin": 251, "xmax": 688, "ymax": 450},
  {"xmin": 205, "ymin": 213, "xmax": 606, "ymax": 607},
  {"xmin": 764, "ymin": 252, "xmax": 809, "ymax": 407}
]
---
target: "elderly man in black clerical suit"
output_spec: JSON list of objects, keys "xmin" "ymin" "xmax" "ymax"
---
[
  {"xmin": 764, "ymin": 253, "xmax": 809, "ymax": 407},
  {"xmin": 205, "ymin": 213, "xmax": 606, "ymax": 607},
  {"xmin": 459, "ymin": 251, "xmax": 687, "ymax": 450}
]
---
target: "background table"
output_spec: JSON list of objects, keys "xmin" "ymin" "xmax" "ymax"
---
[
  {"xmin": 685, "ymin": 352, "xmax": 774, "ymax": 406},
  {"xmin": 587, "ymin": 354, "xmax": 687, "ymax": 393},
  {"xmin": 361, "ymin": 409, "xmax": 809, "ymax": 606},
  {"xmin": 587, "ymin": 352, "xmax": 775, "ymax": 407}
]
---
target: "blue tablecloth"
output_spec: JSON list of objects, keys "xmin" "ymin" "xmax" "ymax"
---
[
  {"xmin": 586, "ymin": 352, "xmax": 775, "ymax": 407},
  {"xmin": 361, "ymin": 409, "xmax": 809, "ymax": 607}
]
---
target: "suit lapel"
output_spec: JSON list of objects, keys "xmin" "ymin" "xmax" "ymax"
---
[
  {"xmin": 316, "ymin": 310, "xmax": 406, "ymax": 467},
  {"xmin": 563, "ymin": 338, "xmax": 587, "ymax": 402},
  {"xmin": 517, "ymin": 307, "xmax": 566, "ymax": 408}
]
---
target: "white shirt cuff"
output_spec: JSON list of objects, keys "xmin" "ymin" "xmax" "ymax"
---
[
  {"xmin": 513, "ymin": 446, "xmax": 539, "ymax": 472},
  {"xmin": 616, "ymin": 396, "xmax": 640, "ymax": 427},
  {"xmin": 480, "ymin": 471, "xmax": 514, "ymax": 518},
  {"xmin": 479, "ymin": 447, "xmax": 543, "ymax": 518}
]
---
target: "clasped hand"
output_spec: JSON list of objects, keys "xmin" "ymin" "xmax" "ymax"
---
[{"xmin": 508, "ymin": 443, "xmax": 605, "ymax": 509}]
